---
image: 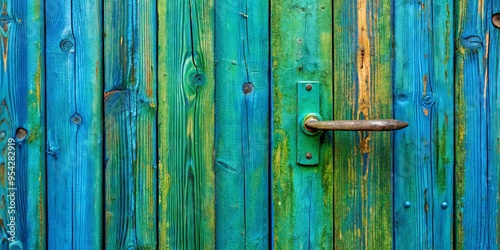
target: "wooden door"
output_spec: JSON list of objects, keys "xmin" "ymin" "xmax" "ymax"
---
[{"xmin": 1, "ymin": 0, "xmax": 500, "ymax": 249}]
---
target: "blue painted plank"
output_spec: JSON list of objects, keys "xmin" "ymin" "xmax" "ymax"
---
[
  {"xmin": 455, "ymin": 0, "xmax": 491, "ymax": 248},
  {"xmin": 488, "ymin": 1, "xmax": 500, "ymax": 247},
  {"xmin": 393, "ymin": 0, "xmax": 454, "ymax": 248},
  {"xmin": 455, "ymin": 0, "xmax": 500, "ymax": 248},
  {"xmin": 214, "ymin": 0, "xmax": 270, "ymax": 248},
  {"xmin": 45, "ymin": 0, "xmax": 103, "ymax": 248},
  {"xmin": 103, "ymin": 0, "xmax": 157, "ymax": 248},
  {"xmin": 0, "ymin": 0, "xmax": 45, "ymax": 248}
]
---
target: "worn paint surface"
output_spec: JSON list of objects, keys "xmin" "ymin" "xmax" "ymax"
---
[
  {"xmin": 104, "ymin": 0, "xmax": 157, "ymax": 248},
  {"xmin": 0, "ymin": 0, "xmax": 45, "ymax": 248},
  {"xmin": 45, "ymin": 0, "xmax": 103, "ymax": 248},
  {"xmin": 2, "ymin": 0, "xmax": 500, "ymax": 249},
  {"xmin": 157, "ymin": 0, "xmax": 216, "ymax": 248},
  {"xmin": 271, "ymin": 0, "xmax": 334, "ymax": 248},
  {"xmin": 455, "ymin": 0, "xmax": 500, "ymax": 248},
  {"xmin": 393, "ymin": 0, "xmax": 455, "ymax": 249},
  {"xmin": 214, "ymin": 0, "xmax": 270, "ymax": 249},
  {"xmin": 332, "ymin": 0, "xmax": 393, "ymax": 248}
]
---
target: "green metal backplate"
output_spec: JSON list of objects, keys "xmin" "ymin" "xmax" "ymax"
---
[{"xmin": 297, "ymin": 81, "xmax": 321, "ymax": 166}]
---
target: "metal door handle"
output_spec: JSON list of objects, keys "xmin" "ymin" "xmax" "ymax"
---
[
  {"xmin": 296, "ymin": 81, "xmax": 408, "ymax": 166},
  {"xmin": 303, "ymin": 116, "xmax": 408, "ymax": 132}
]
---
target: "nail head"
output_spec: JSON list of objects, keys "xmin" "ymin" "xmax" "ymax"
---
[
  {"xmin": 305, "ymin": 152, "xmax": 312, "ymax": 159},
  {"xmin": 441, "ymin": 202, "xmax": 448, "ymax": 209},
  {"xmin": 242, "ymin": 82, "xmax": 254, "ymax": 94},
  {"xmin": 404, "ymin": 201, "xmax": 411, "ymax": 208}
]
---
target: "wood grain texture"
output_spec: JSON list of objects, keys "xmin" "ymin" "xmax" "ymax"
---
[
  {"xmin": 0, "ymin": 0, "xmax": 45, "ymax": 248},
  {"xmin": 45, "ymin": 0, "xmax": 103, "ymax": 248},
  {"xmin": 393, "ymin": 0, "xmax": 454, "ymax": 249},
  {"xmin": 214, "ymin": 0, "xmax": 269, "ymax": 249},
  {"xmin": 332, "ymin": 0, "xmax": 393, "ymax": 248},
  {"xmin": 158, "ymin": 0, "xmax": 215, "ymax": 248},
  {"xmin": 488, "ymin": 1, "xmax": 500, "ymax": 247},
  {"xmin": 271, "ymin": 0, "xmax": 334, "ymax": 248},
  {"xmin": 455, "ymin": 0, "xmax": 500, "ymax": 248},
  {"xmin": 103, "ymin": 0, "xmax": 157, "ymax": 248}
]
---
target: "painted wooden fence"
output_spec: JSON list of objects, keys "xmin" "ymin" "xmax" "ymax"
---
[{"xmin": 0, "ymin": 0, "xmax": 499, "ymax": 249}]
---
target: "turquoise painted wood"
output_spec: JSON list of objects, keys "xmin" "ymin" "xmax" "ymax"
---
[
  {"xmin": 157, "ymin": 0, "xmax": 216, "ymax": 248},
  {"xmin": 393, "ymin": 0, "xmax": 455, "ymax": 249},
  {"xmin": 271, "ymin": 0, "xmax": 334, "ymax": 248},
  {"xmin": 103, "ymin": 0, "xmax": 157, "ymax": 248},
  {"xmin": 214, "ymin": 0, "xmax": 270, "ymax": 248},
  {"xmin": 488, "ymin": 2, "xmax": 500, "ymax": 248},
  {"xmin": 2, "ymin": 1, "xmax": 500, "ymax": 249},
  {"xmin": 0, "ymin": 0, "xmax": 45, "ymax": 248},
  {"xmin": 45, "ymin": 0, "xmax": 103, "ymax": 248},
  {"xmin": 455, "ymin": 0, "xmax": 500, "ymax": 248}
]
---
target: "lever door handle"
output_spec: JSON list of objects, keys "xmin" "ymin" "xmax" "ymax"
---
[
  {"xmin": 304, "ymin": 116, "xmax": 408, "ymax": 132},
  {"xmin": 296, "ymin": 81, "xmax": 408, "ymax": 166}
]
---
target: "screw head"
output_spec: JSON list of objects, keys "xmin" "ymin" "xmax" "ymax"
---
[
  {"xmin": 404, "ymin": 201, "xmax": 411, "ymax": 208},
  {"xmin": 305, "ymin": 152, "xmax": 313, "ymax": 159},
  {"xmin": 441, "ymin": 202, "xmax": 448, "ymax": 209},
  {"xmin": 305, "ymin": 84, "xmax": 312, "ymax": 91}
]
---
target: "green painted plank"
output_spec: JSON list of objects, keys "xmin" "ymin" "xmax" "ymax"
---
[
  {"xmin": 0, "ymin": 0, "xmax": 45, "ymax": 248},
  {"xmin": 271, "ymin": 0, "xmax": 334, "ymax": 248},
  {"xmin": 103, "ymin": 0, "xmax": 157, "ymax": 248},
  {"xmin": 332, "ymin": 0, "xmax": 393, "ymax": 248},
  {"xmin": 393, "ymin": 0, "xmax": 454, "ymax": 249},
  {"xmin": 214, "ymin": 0, "xmax": 269, "ymax": 248},
  {"xmin": 158, "ymin": 0, "xmax": 215, "ymax": 248},
  {"xmin": 455, "ymin": 0, "xmax": 499, "ymax": 248},
  {"xmin": 45, "ymin": 0, "xmax": 103, "ymax": 248}
]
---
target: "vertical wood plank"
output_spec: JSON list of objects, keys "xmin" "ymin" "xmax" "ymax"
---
[
  {"xmin": 455, "ymin": 0, "xmax": 499, "ymax": 248},
  {"xmin": 271, "ymin": 0, "xmax": 334, "ymax": 248},
  {"xmin": 103, "ymin": 0, "xmax": 157, "ymax": 248},
  {"xmin": 214, "ymin": 0, "xmax": 270, "ymax": 248},
  {"xmin": 393, "ymin": 0, "xmax": 454, "ymax": 249},
  {"xmin": 158, "ymin": 0, "xmax": 215, "ymax": 248},
  {"xmin": 488, "ymin": 1, "xmax": 500, "ymax": 247},
  {"xmin": 0, "ymin": 0, "xmax": 45, "ymax": 248},
  {"xmin": 46, "ymin": 0, "xmax": 103, "ymax": 248},
  {"xmin": 333, "ymin": 0, "xmax": 393, "ymax": 248}
]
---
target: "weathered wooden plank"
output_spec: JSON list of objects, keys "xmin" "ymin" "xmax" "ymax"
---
[
  {"xmin": 158, "ymin": 0, "xmax": 215, "ymax": 248},
  {"xmin": 332, "ymin": 0, "xmax": 393, "ymax": 248},
  {"xmin": 271, "ymin": 0, "xmax": 334, "ymax": 248},
  {"xmin": 103, "ymin": 0, "xmax": 157, "ymax": 248},
  {"xmin": 488, "ymin": 2, "xmax": 500, "ymax": 247},
  {"xmin": 393, "ymin": 0, "xmax": 454, "ymax": 249},
  {"xmin": 45, "ymin": 0, "xmax": 103, "ymax": 248},
  {"xmin": 483, "ymin": 1, "xmax": 500, "ymax": 249},
  {"xmin": 0, "ymin": 0, "xmax": 45, "ymax": 248},
  {"xmin": 455, "ymin": 0, "xmax": 499, "ymax": 248},
  {"xmin": 214, "ymin": 0, "xmax": 269, "ymax": 248}
]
